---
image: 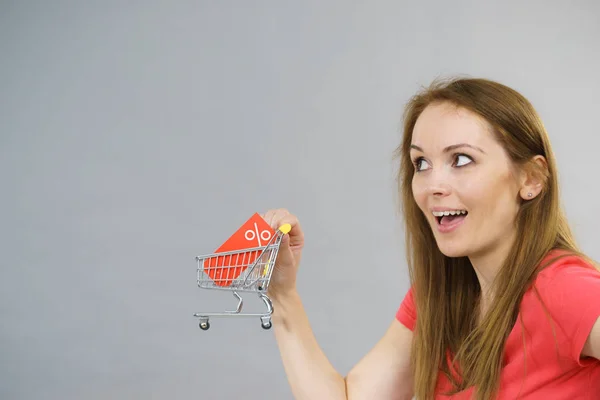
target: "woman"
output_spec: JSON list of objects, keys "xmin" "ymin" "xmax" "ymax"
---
[{"xmin": 261, "ymin": 77, "xmax": 600, "ymax": 399}]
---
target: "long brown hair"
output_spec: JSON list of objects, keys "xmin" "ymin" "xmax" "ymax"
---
[{"xmin": 395, "ymin": 77, "xmax": 598, "ymax": 400}]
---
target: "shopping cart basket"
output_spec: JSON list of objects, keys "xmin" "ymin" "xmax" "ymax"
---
[{"xmin": 193, "ymin": 223, "xmax": 291, "ymax": 330}]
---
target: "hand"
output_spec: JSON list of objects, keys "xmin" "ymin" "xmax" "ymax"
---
[{"xmin": 261, "ymin": 208, "xmax": 304, "ymax": 299}]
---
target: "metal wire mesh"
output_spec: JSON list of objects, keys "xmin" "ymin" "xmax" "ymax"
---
[{"xmin": 196, "ymin": 235, "xmax": 282, "ymax": 293}]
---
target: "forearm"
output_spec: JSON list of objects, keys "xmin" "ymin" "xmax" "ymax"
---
[{"xmin": 271, "ymin": 290, "xmax": 347, "ymax": 400}]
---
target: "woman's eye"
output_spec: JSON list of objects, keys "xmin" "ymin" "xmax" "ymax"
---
[
  {"xmin": 455, "ymin": 154, "xmax": 472, "ymax": 167},
  {"xmin": 414, "ymin": 158, "xmax": 431, "ymax": 171}
]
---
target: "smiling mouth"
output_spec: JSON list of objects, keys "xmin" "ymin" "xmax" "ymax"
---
[{"xmin": 433, "ymin": 211, "xmax": 468, "ymax": 225}]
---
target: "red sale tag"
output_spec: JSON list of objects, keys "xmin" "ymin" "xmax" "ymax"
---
[{"xmin": 203, "ymin": 213, "xmax": 276, "ymax": 287}]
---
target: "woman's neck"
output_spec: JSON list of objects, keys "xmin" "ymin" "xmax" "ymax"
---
[{"xmin": 468, "ymin": 230, "xmax": 517, "ymax": 314}]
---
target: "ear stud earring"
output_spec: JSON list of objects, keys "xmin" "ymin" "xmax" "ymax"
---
[{"xmin": 528, "ymin": 193, "xmax": 533, "ymax": 197}]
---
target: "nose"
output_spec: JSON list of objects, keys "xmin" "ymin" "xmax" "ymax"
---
[
  {"xmin": 429, "ymin": 183, "xmax": 451, "ymax": 197},
  {"xmin": 426, "ymin": 169, "xmax": 452, "ymax": 197}
]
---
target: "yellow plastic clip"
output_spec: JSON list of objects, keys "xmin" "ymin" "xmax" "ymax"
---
[{"xmin": 278, "ymin": 223, "xmax": 292, "ymax": 235}]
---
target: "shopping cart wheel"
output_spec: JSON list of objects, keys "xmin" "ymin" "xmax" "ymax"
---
[
  {"xmin": 199, "ymin": 320, "xmax": 210, "ymax": 330},
  {"xmin": 260, "ymin": 317, "xmax": 272, "ymax": 330}
]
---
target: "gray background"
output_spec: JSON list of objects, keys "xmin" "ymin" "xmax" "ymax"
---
[{"xmin": 1, "ymin": 1, "xmax": 599, "ymax": 399}]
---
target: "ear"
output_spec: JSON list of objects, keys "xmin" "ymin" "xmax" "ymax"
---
[{"xmin": 519, "ymin": 155, "xmax": 548, "ymax": 201}]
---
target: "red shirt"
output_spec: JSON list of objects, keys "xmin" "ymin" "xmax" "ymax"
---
[{"xmin": 396, "ymin": 250, "xmax": 600, "ymax": 399}]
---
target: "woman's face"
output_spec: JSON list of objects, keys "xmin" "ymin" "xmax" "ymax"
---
[{"xmin": 410, "ymin": 102, "xmax": 523, "ymax": 258}]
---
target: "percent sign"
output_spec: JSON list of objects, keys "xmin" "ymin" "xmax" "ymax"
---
[{"xmin": 244, "ymin": 222, "xmax": 272, "ymax": 247}]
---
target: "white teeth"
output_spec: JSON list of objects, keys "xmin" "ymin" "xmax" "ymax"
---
[{"xmin": 432, "ymin": 210, "xmax": 467, "ymax": 217}]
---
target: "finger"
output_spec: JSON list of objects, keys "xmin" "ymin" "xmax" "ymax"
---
[
  {"xmin": 287, "ymin": 218, "xmax": 304, "ymax": 247},
  {"xmin": 277, "ymin": 214, "xmax": 303, "ymax": 246},
  {"xmin": 261, "ymin": 209, "xmax": 277, "ymax": 228},
  {"xmin": 272, "ymin": 208, "xmax": 290, "ymax": 229},
  {"xmin": 264, "ymin": 208, "xmax": 287, "ymax": 230},
  {"xmin": 261, "ymin": 209, "xmax": 301, "ymax": 243}
]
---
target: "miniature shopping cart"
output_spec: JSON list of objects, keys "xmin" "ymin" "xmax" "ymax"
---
[{"xmin": 193, "ymin": 223, "xmax": 291, "ymax": 331}]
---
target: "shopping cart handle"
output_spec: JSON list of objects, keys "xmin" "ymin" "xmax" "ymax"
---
[{"xmin": 278, "ymin": 223, "xmax": 292, "ymax": 235}]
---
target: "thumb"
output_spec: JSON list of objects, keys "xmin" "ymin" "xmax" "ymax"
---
[{"xmin": 276, "ymin": 233, "xmax": 294, "ymax": 262}]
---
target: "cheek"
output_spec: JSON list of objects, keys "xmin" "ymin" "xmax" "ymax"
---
[
  {"xmin": 454, "ymin": 177, "xmax": 489, "ymax": 208},
  {"xmin": 466, "ymin": 172, "xmax": 518, "ymax": 217},
  {"xmin": 411, "ymin": 178, "xmax": 428, "ymax": 210}
]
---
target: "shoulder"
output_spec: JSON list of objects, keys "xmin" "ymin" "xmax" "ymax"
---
[
  {"xmin": 396, "ymin": 286, "xmax": 416, "ymax": 331},
  {"xmin": 533, "ymin": 249, "xmax": 600, "ymax": 289},
  {"xmin": 531, "ymin": 249, "xmax": 600, "ymax": 313},
  {"xmin": 528, "ymin": 249, "xmax": 600, "ymax": 363}
]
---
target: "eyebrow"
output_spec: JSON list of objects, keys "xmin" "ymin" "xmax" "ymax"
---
[{"xmin": 409, "ymin": 143, "xmax": 486, "ymax": 154}]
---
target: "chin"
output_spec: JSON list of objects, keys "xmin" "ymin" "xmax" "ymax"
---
[{"xmin": 436, "ymin": 242, "xmax": 470, "ymax": 258}]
